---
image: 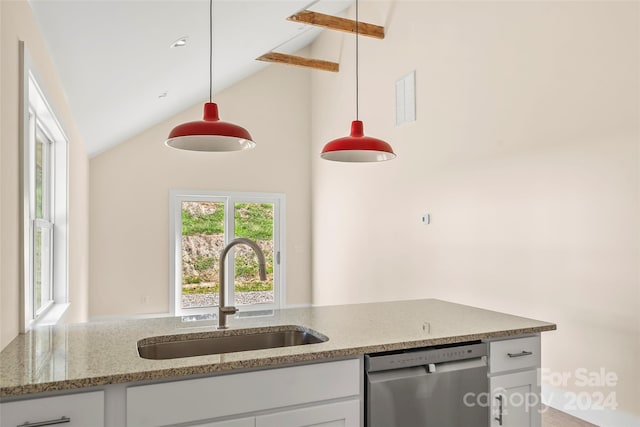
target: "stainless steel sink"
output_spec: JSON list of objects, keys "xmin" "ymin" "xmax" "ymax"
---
[{"xmin": 137, "ymin": 325, "xmax": 328, "ymax": 360}]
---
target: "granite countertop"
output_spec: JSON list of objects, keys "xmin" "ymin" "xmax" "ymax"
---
[{"xmin": 0, "ymin": 299, "xmax": 556, "ymax": 398}]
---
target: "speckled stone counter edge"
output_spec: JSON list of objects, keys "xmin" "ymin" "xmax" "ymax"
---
[{"xmin": 1, "ymin": 325, "xmax": 555, "ymax": 397}]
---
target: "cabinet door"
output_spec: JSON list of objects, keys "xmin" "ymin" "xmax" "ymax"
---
[
  {"xmin": 0, "ymin": 390, "xmax": 104, "ymax": 427},
  {"xmin": 191, "ymin": 417, "xmax": 255, "ymax": 427},
  {"xmin": 256, "ymin": 399, "xmax": 360, "ymax": 427},
  {"xmin": 490, "ymin": 370, "xmax": 541, "ymax": 427}
]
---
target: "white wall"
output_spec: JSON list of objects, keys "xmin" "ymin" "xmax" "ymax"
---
[
  {"xmin": 0, "ymin": 0, "xmax": 4, "ymax": 348},
  {"xmin": 1, "ymin": 0, "xmax": 90, "ymax": 350},
  {"xmin": 89, "ymin": 61, "xmax": 312, "ymax": 317},
  {"xmin": 311, "ymin": 1, "xmax": 639, "ymax": 422}
]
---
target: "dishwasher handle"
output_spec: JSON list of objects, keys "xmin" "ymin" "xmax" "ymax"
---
[
  {"xmin": 365, "ymin": 343, "xmax": 487, "ymax": 372},
  {"xmin": 425, "ymin": 357, "xmax": 487, "ymax": 374},
  {"xmin": 368, "ymin": 356, "xmax": 487, "ymax": 385}
]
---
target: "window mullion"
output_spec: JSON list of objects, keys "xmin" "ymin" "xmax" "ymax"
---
[
  {"xmin": 25, "ymin": 111, "xmax": 36, "ymax": 325},
  {"xmin": 225, "ymin": 198, "xmax": 236, "ymax": 306},
  {"xmin": 273, "ymin": 199, "xmax": 281, "ymax": 308},
  {"xmin": 28, "ymin": 111, "xmax": 36, "ymax": 222}
]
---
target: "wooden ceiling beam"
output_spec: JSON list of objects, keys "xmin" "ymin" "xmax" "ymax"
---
[
  {"xmin": 288, "ymin": 10, "xmax": 385, "ymax": 39},
  {"xmin": 256, "ymin": 52, "xmax": 339, "ymax": 72}
]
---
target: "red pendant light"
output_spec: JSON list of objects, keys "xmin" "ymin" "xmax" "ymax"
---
[
  {"xmin": 166, "ymin": 103, "xmax": 254, "ymax": 151},
  {"xmin": 321, "ymin": 120, "xmax": 395, "ymax": 162},
  {"xmin": 165, "ymin": 0, "xmax": 254, "ymax": 152},
  {"xmin": 320, "ymin": 0, "xmax": 395, "ymax": 162}
]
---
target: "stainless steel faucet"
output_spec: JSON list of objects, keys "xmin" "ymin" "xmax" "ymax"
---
[{"xmin": 218, "ymin": 238, "xmax": 267, "ymax": 329}]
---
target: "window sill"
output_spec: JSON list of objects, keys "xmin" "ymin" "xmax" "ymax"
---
[{"xmin": 31, "ymin": 303, "xmax": 70, "ymax": 328}]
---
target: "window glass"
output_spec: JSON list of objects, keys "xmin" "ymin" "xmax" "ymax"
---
[
  {"xmin": 35, "ymin": 136, "xmax": 44, "ymax": 219},
  {"xmin": 34, "ymin": 224, "xmax": 52, "ymax": 314},
  {"xmin": 33, "ymin": 127, "xmax": 54, "ymax": 315},
  {"xmin": 181, "ymin": 201, "xmax": 225, "ymax": 309},
  {"xmin": 173, "ymin": 192, "xmax": 283, "ymax": 315},
  {"xmin": 234, "ymin": 202, "xmax": 274, "ymax": 306}
]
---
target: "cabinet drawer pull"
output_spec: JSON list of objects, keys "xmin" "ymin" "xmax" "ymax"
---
[
  {"xmin": 17, "ymin": 416, "xmax": 71, "ymax": 427},
  {"xmin": 507, "ymin": 350, "xmax": 533, "ymax": 358},
  {"xmin": 494, "ymin": 395, "xmax": 503, "ymax": 426}
]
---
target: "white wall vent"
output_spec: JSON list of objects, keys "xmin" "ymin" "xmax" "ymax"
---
[{"xmin": 395, "ymin": 70, "xmax": 416, "ymax": 126}]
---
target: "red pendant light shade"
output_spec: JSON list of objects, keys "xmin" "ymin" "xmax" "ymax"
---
[
  {"xmin": 321, "ymin": 120, "xmax": 395, "ymax": 162},
  {"xmin": 165, "ymin": 103, "xmax": 255, "ymax": 152},
  {"xmin": 165, "ymin": 0, "xmax": 254, "ymax": 153}
]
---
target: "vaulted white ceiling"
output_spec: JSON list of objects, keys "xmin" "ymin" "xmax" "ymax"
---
[{"xmin": 29, "ymin": 0, "xmax": 352, "ymax": 157}]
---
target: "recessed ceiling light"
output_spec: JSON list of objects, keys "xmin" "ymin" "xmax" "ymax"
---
[{"xmin": 170, "ymin": 37, "xmax": 188, "ymax": 48}]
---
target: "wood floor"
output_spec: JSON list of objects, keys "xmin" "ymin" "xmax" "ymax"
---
[{"xmin": 542, "ymin": 406, "xmax": 599, "ymax": 427}]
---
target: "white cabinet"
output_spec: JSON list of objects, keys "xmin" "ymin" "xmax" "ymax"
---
[
  {"xmin": 183, "ymin": 399, "xmax": 359, "ymax": 427},
  {"xmin": 176, "ymin": 399, "xmax": 359, "ymax": 427},
  {"xmin": 490, "ymin": 370, "xmax": 540, "ymax": 427},
  {"xmin": 0, "ymin": 390, "xmax": 104, "ymax": 427},
  {"xmin": 489, "ymin": 336, "xmax": 541, "ymax": 427},
  {"xmin": 256, "ymin": 399, "xmax": 360, "ymax": 427},
  {"xmin": 489, "ymin": 336, "xmax": 540, "ymax": 373},
  {"xmin": 126, "ymin": 359, "xmax": 361, "ymax": 427}
]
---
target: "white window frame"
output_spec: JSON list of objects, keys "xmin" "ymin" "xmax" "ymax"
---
[
  {"xmin": 20, "ymin": 42, "xmax": 69, "ymax": 331},
  {"xmin": 169, "ymin": 190, "xmax": 286, "ymax": 317},
  {"xmin": 30, "ymin": 122, "xmax": 54, "ymax": 318}
]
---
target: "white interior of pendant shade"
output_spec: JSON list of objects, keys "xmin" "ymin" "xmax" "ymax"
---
[
  {"xmin": 320, "ymin": 150, "xmax": 396, "ymax": 162},
  {"xmin": 165, "ymin": 135, "xmax": 255, "ymax": 152}
]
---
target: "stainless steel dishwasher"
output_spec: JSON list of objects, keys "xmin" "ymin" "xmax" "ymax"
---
[{"xmin": 365, "ymin": 342, "xmax": 489, "ymax": 427}]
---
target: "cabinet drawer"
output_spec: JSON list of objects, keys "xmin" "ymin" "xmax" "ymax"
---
[
  {"xmin": 0, "ymin": 390, "xmax": 104, "ymax": 427},
  {"xmin": 489, "ymin": 336, "xmax": 540, "ymax": 373},
  {"xmin": 256, "ymin": 399, "xmax": 360, "ymax": 427},
  {"xmin": 127, "ymin": 359, "xmax": 360, "ymax": 427}
]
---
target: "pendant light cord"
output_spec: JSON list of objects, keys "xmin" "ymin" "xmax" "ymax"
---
[
  {"xmin": 209, "ymin": 0, "xmax": 213, "ymax": 103},
  {"xmin": 355, "ymin": 0, "xmax": 359, "ymax": 120}
]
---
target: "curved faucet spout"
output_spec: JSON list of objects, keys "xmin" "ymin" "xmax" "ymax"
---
[{"xmin": 218, "ymin": 238, "xmax": 267, "ymax": 329}]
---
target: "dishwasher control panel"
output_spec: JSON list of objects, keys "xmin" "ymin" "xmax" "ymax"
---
[{"xmin": 365, "ymin": 342, "xmax": 487, "ymax": 372}]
